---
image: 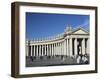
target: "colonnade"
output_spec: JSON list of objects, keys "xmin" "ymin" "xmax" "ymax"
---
[
  {"xmin": 26, "ymin": 38, "xmax": 89, "ymax": 57},
  {"xmin": 26, "ymin": 42, "xmax": 63, "ymax": 57}
]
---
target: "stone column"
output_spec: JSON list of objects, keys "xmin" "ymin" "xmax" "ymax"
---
[
  {"xmin": 57, "ymin": 43, "xmax": 59, "ymax": 55},
  {"xmin": 54, "ymin": 43, "xmax": 55, "ymax": 56},
  {"xmin": 50, "ymin": 44, "xmax": 52, "ymax": 56},
  {"xmin": 45, "ymin": 45, "xmax": 46, "ymax": 56},
  {"xmin": 59, "ymin": 43, "xmax": 60, "ymax": 55},
  {"xmin": 54, "ymin": 43, "xmax": 56, "ymax": 56},
  {"xmin": 67, "ymin": 38, "xmax": 69, "ymax": 56},
  {"xmin": 56, "ymin": 43, "xmax": 58, "ymax": 55},
  {"xmin": 69, "ymin": 38, "xmax": 73, "ymax": 56},
  {"xmin": 55, "ymin": 43, "xmax": 57, "ymax": 56},
  {"xmin": 61, "ymin": 42, "xmax": 63, "ymax": 55},
  {"xmin": 61, "ymin": 42, "xmax": 64, "ymax": 55},
  {"xmin": 61, "ymin": 41, "xmax": 64, "ymax": 55},
  {"xmin": 82, "ymin": 38, "xmax": 85, "ymax": 55},
  {"xmin": 87, "ymin": 38, "xmax": 89, "ymax": 54},
  {"xmin": 49, "ymin": 44, "xmax": 50, "ymax": 56},
  {"xmin": 26, "ymin": 45, "xmax": 29, "ymax": 56},
  {"xmin": 31, "ymin": 45, "xmax": 33, "ymax": 56},
  {"xmin": 48, "ymin": 44, "xmax": 49, "ymax": 56},
  {"xmin": 48, "ymin": 44, "xmax": 50, "ymax": 56},
  {"xmin": 52, "ymin": 44, "xmax": 54, "ymax": 56},
  {"xmin": 51, "ymin": 44, "xmax": 52, "ymax": 56},
  {"xmin": 42, "ymin": 45, "xmax": 43, "ymax": 56},
  {"xmin": 59, "ymin": 43, "xmax": 61, "ymax": 55},
  {"xmin": 74, "ymin": 38, "xmax": 77, "ymax": 56},
  {"xmin": 60, "ymin": 42, "xmax": 63, "ymax": 56},
  {"xmin": 64, "ymin": 39, "xmax": 67, "ymax": 55},
  {"xmin": 60, "ymin": 42, "xmax": 62, "ymax": 56},
  {"xmin": 49, "ymin": 44, "xmax": 51, "ymax": 56},
  {"xmin": 37, "ymin": 45, "xmax": 38, "ymax": 56},
  {"xmin": 34, "ymin": 45, "xmax": 35, "ymax": 56}
]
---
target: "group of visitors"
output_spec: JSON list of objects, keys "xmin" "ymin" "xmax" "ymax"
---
[{"xmin": 76, "ymin": 54, "xmax": 89, "ymax": 64}]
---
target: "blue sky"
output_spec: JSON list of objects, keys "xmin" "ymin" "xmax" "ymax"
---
[{"xmin": 26, "ymin": 12, "xmax": 89, "ymax": 40}]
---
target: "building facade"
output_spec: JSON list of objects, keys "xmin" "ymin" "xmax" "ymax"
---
[{"xmin": 26, "ymin": 27, "xmax": 89, "ymax": 57}]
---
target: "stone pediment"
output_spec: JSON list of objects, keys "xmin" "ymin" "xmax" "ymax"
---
[{"xmin": 72, "ymin": 28, "xmax": 89, "ymax": 35}]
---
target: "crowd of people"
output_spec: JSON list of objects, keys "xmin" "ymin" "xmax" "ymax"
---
[{"xmin": 76, "ymin": 54, "xmax": 89, "ymax": 64}]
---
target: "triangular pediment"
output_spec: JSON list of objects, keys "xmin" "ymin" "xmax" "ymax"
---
[{"xmin": 72, "ymin": 28, "xmax": 89, "ymax": 34}]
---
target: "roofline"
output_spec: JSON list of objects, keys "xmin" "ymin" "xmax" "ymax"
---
[{"xmin": 72, "ymin": 27, "xmax": 89, "ymax": 34}]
